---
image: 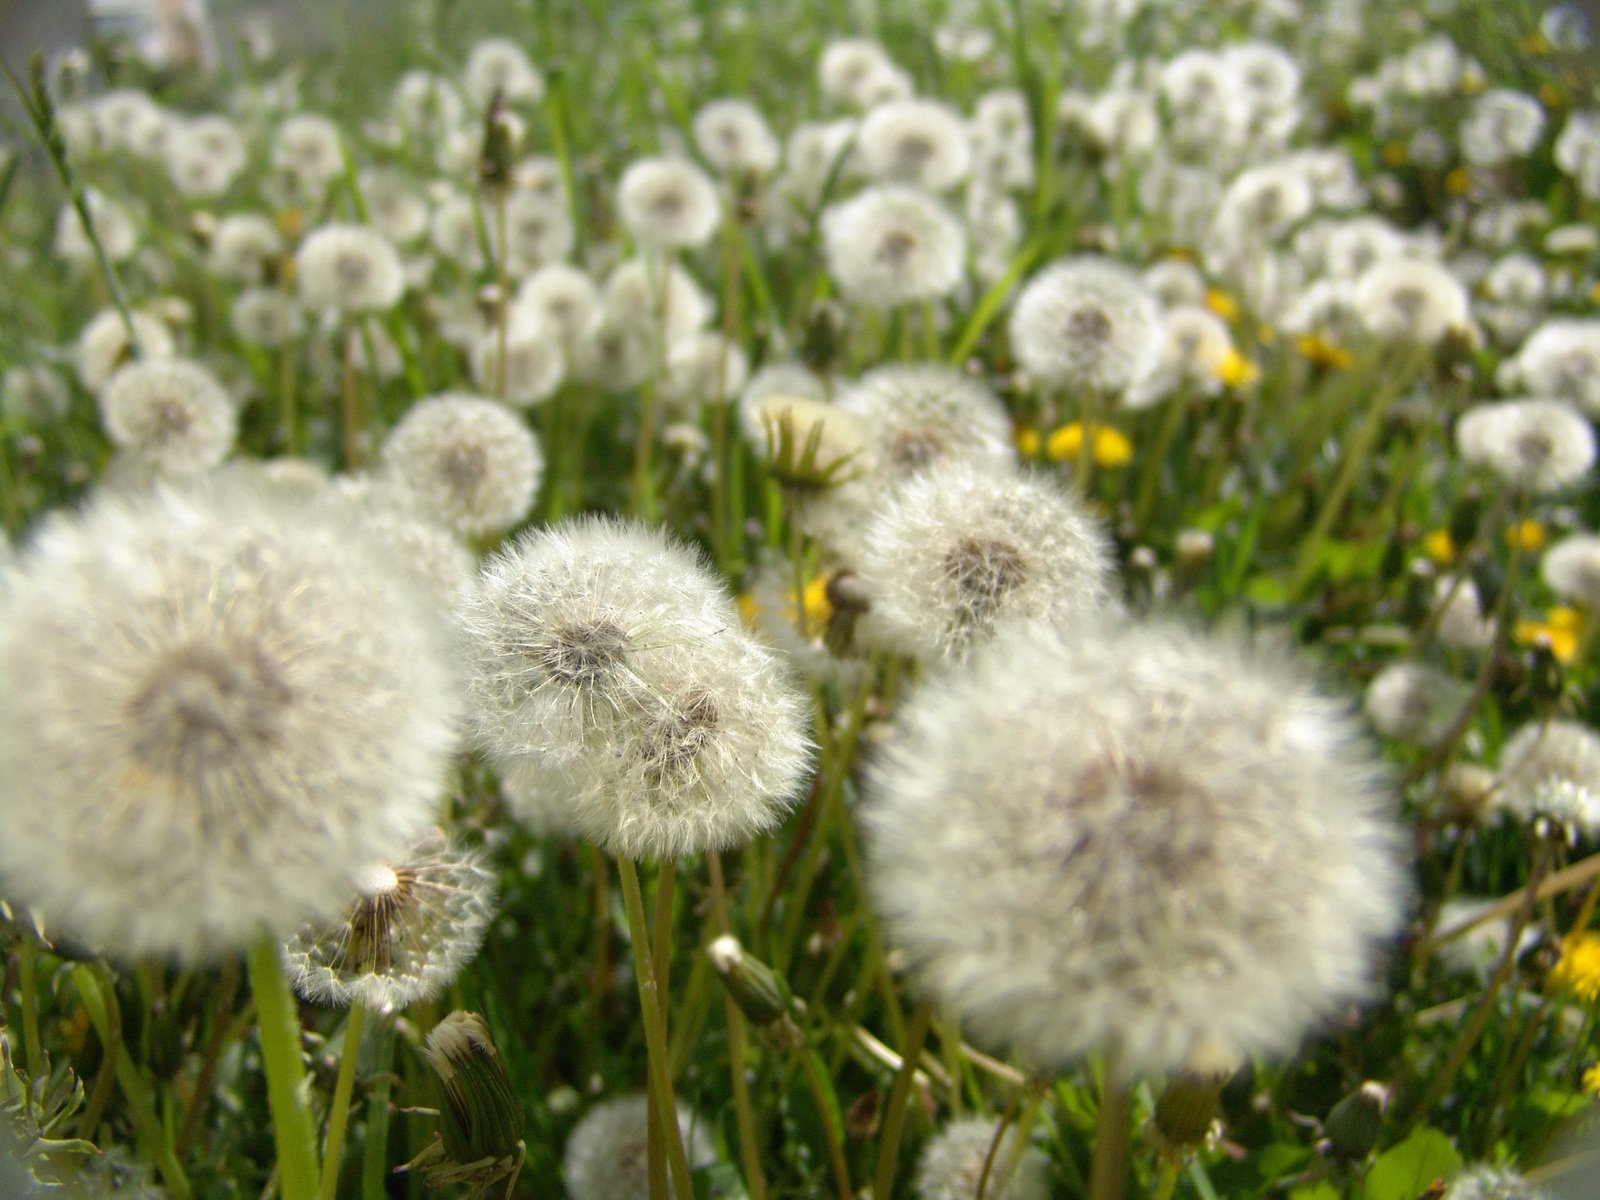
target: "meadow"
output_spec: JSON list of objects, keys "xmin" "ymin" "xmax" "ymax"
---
[{"xmin": 2, "ymin": 1, "xmax": 1600, "ymax": 1197}]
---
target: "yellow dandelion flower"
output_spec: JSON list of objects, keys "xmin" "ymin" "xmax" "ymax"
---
[
  {"xmin": 1296, "ymin": 334, "xmax": 1355, "ymax": 371},
  {"xmin": 1256, "ymin": 323, "xmax": 1278, "ymax": 347},
  {"xmin": 737, "ymin": 590, "xmax": 759, "ymax": 626},
  {"xmin": 1591, "ymin": 280, "xmax": 1600, "ymax": 306},
  {"xmin": 1445, "ymin": 167, "xmax": 1471, "ymax": 196},
  {"xmin": 791, "ymin": 574, "xmax": 834, "ymax": 637},
  {"xmin": 1015, "ymin": 426, "xmax": 1042, "ymax": 458},
  {"xmin": 1515, "ymin": 607, "xmax": 1582, "ymax": 665},
  {"xmin": 1422, "ymin": 529, "xmax": 1455, "ymax": 565},
  {"xmin": 1381, "ymin": 140, "xmax": 1408, "ymax": 167},
  {"xmin": 1538, "ymin": 82, "xmax": 1563, "ymax": 110},
  {"xmin": 1216, "ymin": 348, "xmax": 1261, "ymax": 389},
  {"xmin": 1204, "ymin": 289, "xmax": 1240, "ymax": 322},
  {"xmin": 1585, "ymin": 1063, "xmax": 1600, "ymax": 1095},
  {"xmin": 1518, "ymin": 31, "xmax": 1553, "ymax": 55},
  {"xmin": 1460, "ymin": 71, "xmax": 1486, "ymax": 95},
  {"xmin": 1551, "ymin": 932, "xmax": 1600, "ymax": 1003},
  {"xmin": 275, "ymin": 206, "xmax": 306, "ymax": 242},
  {"xmin": 1045, "ymin": 422, "xmax": 1133, "ymax": 468},
  {"xmin": 1506, "ymin": 519, "xmax": 1546, "ymax": 553}
]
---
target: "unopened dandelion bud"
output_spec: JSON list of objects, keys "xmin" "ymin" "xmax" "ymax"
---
[
  {"xmin": 801, "ymin": 299, "xmax": 850, "ymax": 374},
  {"xmin": 1172, "ymin": 528, "xmax": 1214, "ymax": 590},
  {"xmin": 479, "ymin": 91, "xmax": 515, "ymax": 195},
  {"xmin": 1322, "ymin": 1080, "xmax": 1389, "ymax": 1161},
  {"xmin": 708, "ymin": 935, "xmax": 793, "ymax": 1028},
  {"xmin": 1443, "ymin": 763, "xmax": 1499, "ymax": 825},
  {"xmin": 422, "ymin": 1012, "xmax": 523, "ymax": 1167},
  {"xmin": 1152, "ymin": 1047, "xmax": 1236, "ymax": 1158}
]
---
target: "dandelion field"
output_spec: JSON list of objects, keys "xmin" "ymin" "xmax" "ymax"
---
[{"xmin": 2, "ymin": 1, "xmax": 1600, "ymax": 1198}]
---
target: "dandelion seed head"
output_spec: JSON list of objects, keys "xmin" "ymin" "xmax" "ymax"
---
[
  {"xmin": 1542, "ymin": 534, "xmax": 1600, "ymax": 607},
  {"xmin": 0, "ymin": 480, "xmax": 459, "ymax": 962},
  {"xmin": 617, "ymin": 157, "xmax": 721, "ymax": 249},
  {"xmin": 865, "ymin": 617, "xmax": 1409, "ymax": 1077},
  {"xmin": 231, "ymin": 289, "xmax": 303, "ymax": 348},
  {"xmin": 465, "ymin": 37, "xmax": 544, "ymax": 106},
  {"xmin": 1363, "ymin": 661, "xmax": 1470, "ymax": 746},
  {"xmin": 99, "ymin": 359, "xmax": 237, "ymax": 478},
  {"xmin": 380, "ymin": 394, "xmax": 542, "ymax": 537},
  {"xmin": 77, "ymin": 309, "xmax": 176, "ymax": 394},
  {"xmin": 857, "ymin": 461, "xmax": 1113, "ymax": 665},
  {"xmin": 1445, "ymin": 1164, "xmax": 1552, "ymax": 1200},
  {"xmin": 1353, "ymin": 258, "xmax": 1470, "ymax": 344},
  {"xmin": 914, "ymin": 1116, "xmax": 1050, "ymax": 1200},
  {"xmin": 1495, "ymin": 720, "xmax": 1600, "ymax": 836},
  {"xmin": 471, "ymin": 315, "xmax": 565, "ymax": 409},
  {"xmin": 210, "ymin": 213, "xmax": 283, "ymax": 284},
  {"xmin": 516, "ymin": 264, "xmax": 602, "ymax": 344},
  {"xmin": 857, "ymin": 99, "xmax": 973, "ymax": 191},
  {"xmin": 271, "ymin": 113, "xmax": 344, "ymax": 200},
  {"xmin": 562, "ymin": 1093, "xmax": 716, "ymax": 1200},
  {"xmin": 1512, "ymin": 320, "xmax": 1600, "ymax": 416},
  {"xmin": 1009, "ymin": 256, "xmax": 1163, "ymax": 395},
  {"xmin": 823, "ymin": 184, "xmax": 967, "ymax": 307},
  {"xmin": 297, "ymin": 224, "xmax": 405, "ymax": 314},
  {"xmin": 693, "ymin": 98, "xmax": 781, "ymax": 176},
  {"xmin": 282, "ymin": 829, "xmax": 496, "ymax": 1012},
  {"xmin": 1455, "ymin": 398, "xmax": 1595, "ymax": 495}
]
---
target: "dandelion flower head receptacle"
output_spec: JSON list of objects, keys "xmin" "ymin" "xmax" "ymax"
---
[
  {"xmin": 865, "ymin": 617, "xmax": 1409, "ymax": 1077},
  {"xmin": 0, "ymin": 479, "xmax": 460, "ymax": 962}
]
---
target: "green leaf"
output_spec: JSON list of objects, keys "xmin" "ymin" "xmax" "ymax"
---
[
  {"xmin": 1365, "ymin": 1128, "xmax": 1462, "ymax": 1200},
  {"xmin": 1290, "ymin": 1184, "xmax": 1341, "ymax": 1200}
]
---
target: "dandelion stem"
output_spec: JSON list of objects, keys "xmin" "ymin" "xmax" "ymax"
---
[
  {"xmin": 1088, "ymin": 1044, "xmax": 1131, "ymax": 1200},
  {"xmin": 245, "ymin": 937, "xmax": 322, "ymax": 1200},
  {"xmin": 319, "ymin": 1002, "xmax": 368, "ymax": 1200},
  {"xmin": 1422, "ymin": 849, "xmax": 1600, "ymax": 955},
  {"xmin": 493, "ymin": 191, "xmax": 510, "ymax": 403},
  {"xmin": 798, "ymin": 1039, "xmax": 856, "ymax": 1200},
  {"xmin": 975, "ymin": 1084, "xmax": 1025, "ymax": 1200},
  {"xmin": 617, "ymin": 855, "xmax": 697, "ymax": 1200},
  {"xmin": 360, "ymin": 1015, "xmax": 396, "ymax": 1200},
  {"xmin": 1154, "ymin": 1160, "xmax": 1181, "ymax": 1200},
  {"xmin": 872, "ymin": 996, "xmax": 935, "ymax": 1200},
  {"xmin": 16, "ymin": 937, "xmax": 41, "ymax": 1081},
  {"xmin": 340, "ymin": 317, "xmax": 362, "ymax": 472},
  {"xmin": 709, "ymin": 852, "xmax": 768, "ymax": 1200}
]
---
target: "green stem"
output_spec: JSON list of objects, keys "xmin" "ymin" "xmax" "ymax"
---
[
  {"xmin": 360, "ymin": 1016, "xmax": 396, "ymax": 1200},
  {"xmin": 799, "ymin": 1043, "xmax": 856, "ymax": 1200},
  {"xmin": 709, "ymin": 852, "xmax": 767, "ymax": 1200},
  {"xmin": 1088, "ymin": 1045, "xmax": 1130, "ymax": 1200},
  {"xmin": 494, "ymin": 191, "xmax": 510, "ymax": 403},
  {"xmin": 1132, "ymin": 392, "xmax": 1187, "ymax": 532},
  {"xmin": 1155, "ymin": 1160, "xmax": 1181, "ymax": 1200},
  {"xmin": 617, "ymin": 856, "xmax": 697, "ymax": 1200},
  {"xmin": 246, "ymin": 938, "xmax": 322, "ymax": 1200},
  {"xmin": 872, "ymin": 997, "xmax": 935, "ymax": 1200},
  {"xmin": 17, "ymin": 938, "xmax": 41, "ymax": 1081},
  {"xmin": 320, "ymin": 1002, "xmax": 368, "ymax": 1200}
]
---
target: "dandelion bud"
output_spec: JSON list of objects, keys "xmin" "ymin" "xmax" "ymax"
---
[
  {"xmin": 478, "ymin": 91, "xmax": 515, "ymax": 195},
  {"xmin": 1151, "ymin": 1045, "xmax": 1236, "ymax": 1159},
  {"xmin": 1322, "ymin": 1080, "xmax": 1389, "ymax": 1161},
  {"xmin": 708, "ymin": 934, "xmax": 793, "ymax": 1028},
  {"xmin": 422, "ymin": 1012, "xmax": 524, "ymax": 1168},
  {"xmin": 801, "ymin": 298, "xmax": 850, "ymax": 375},
  {"xmin": 756, "ymin": 396, "xmax": 868, "ymax": 491},
  {"xmin": 1172, "ymin": 528, "xmax": 1215, "ymax": 591}
]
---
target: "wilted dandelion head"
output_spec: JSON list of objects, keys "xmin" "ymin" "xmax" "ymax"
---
[
  {"xmin": 693, "ymin": 97, "xmax": 781, "ymax": 176},
  {"xmin": 865, "ymin": 617, "xmax": 1409, "ymax": 1077},
  {"xmin": 823, "ymin": 184, "xmax": 967, "ymax": 307},
  {"xmin": 913, "ymin": 1116, "xmax": 1050, "ymax": 1200},
  {"xmin": 617, "ymin": 157, "xmax": 721, "ymax": 249},
  {"xmin": 0, "ymin": 480, "xmax": 459, "ymax": 962},
  {"xmin": 282, "ymin": 829, "xmax": 496, "ymax": 1012},
  {"xmin": 296, "ymin": 224, "xmax": 405, "ymax": 314},
  {"xmin": 1455, "ymin": 398, "xmax": 1596, "ymax": 495},
  {"xmin": 381, "ymin": 394, "xmax": 543, "ymax": 537},
  {"xmin": 562, "ymin": 1093, "xmax": 716, "ymax": 1200},
  {"xmin": 1352, "ymin": 258, "xmax": 1470, "ymax": 344},
  {"xmin": 465, "ymin": 37, "xmax": 544, "ymax": 106},
  {"xmin": 857, "ymin": 461, "xmax": 1114, "ymax": 664},
  {"xmin": 459, "ymin": 517, "xmax": 812, "ymax": 858},
  {"xmin": 76, "ymin": 308, "xmax": 176, "ymax": 393},
  {"xmin": 99, "ymin": 358, "xmax": 237, "ymax": 479},
  {"xmin": 1495, "ymin": 719, "xmax": 1600, "ymax": 836},
  {"xmin": 1009, "ymin": 256, "xmax": 1164, "ymax": 395},
  {"xmin": 857, "ymin": 99, "xmax": 973, "ymax": 191}
]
